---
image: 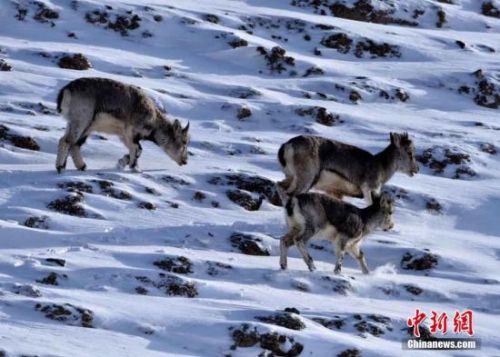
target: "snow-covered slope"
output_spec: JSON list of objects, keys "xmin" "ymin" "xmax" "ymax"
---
[{"xmin": 0, "ymin": 0, "xmax": 499, "ymax": 356}]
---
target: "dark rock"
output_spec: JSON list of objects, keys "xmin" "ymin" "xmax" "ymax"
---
[
  {"xmin": 45, "ymin": 258, "xmax": 66, "ymax": 267},
  {"xmin": 0, "ymin": 59, "xmax": 12, "ymax": 71},
  {"xmin": 284, "ymin": 307, "xmax": 300, "ymax": 314},
  {"xmin": 230, "ymin": 233, "xmax": 270, "ymax": 256},
  {"xmin": 404, "ymin": 284, "xmax": 423, "ymax": 295},
  {"xmin": 401, "ymin": 251, "xmax": 438, "ymax": 270},
  {"xmin": 153, "ymin": 256, "xmax": 193, "ymax": 274},
  {"xmin": 138, "ymin": 201, "xmax": 156, "ymax": 210},
  {"xmin": 455, "ymin": 40, "xmax": 466, "ymax": 49}
]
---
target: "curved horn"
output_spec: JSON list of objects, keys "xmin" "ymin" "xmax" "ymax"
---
[{"xmin": 183, "ymin": 121, "xmax": 190, "ymax": 132}]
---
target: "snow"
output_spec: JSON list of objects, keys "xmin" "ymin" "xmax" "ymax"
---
[{"xmin": 0, "ymin": 0, "xmax": 499, "ymax": 356}]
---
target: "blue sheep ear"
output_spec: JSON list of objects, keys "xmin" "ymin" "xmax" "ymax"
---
[{"xmin": 173, "ymin": 119, "xmax": 181, "ymax": 130}]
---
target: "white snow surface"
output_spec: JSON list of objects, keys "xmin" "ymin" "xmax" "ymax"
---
[{"xmin": 0, "ymin": 0, "xmax": 499, "ymax": 356}]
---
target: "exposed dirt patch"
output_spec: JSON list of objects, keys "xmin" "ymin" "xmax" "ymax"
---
[
  {"xmin": 0, "ymin": 124, "xmax": 40, "ymax": 151},
  {"xmin": 457, "ymin": 70, "xmax": 499, "ymax": 109},
  {"xmin": 209, "ymin": 173, "xmax": 282, "ymax": 207},
  {"xmin": 230, "ymin": 233, "xmax": 270, "ymax": 256},
  {"xmin": 354, "ymin": 39, "xmax": 401, "ymax": 58},
  {"xmin": 226, "ymin": 189, "xmax": 262, "ymax": 211},
  {"xmin": 480, "ymin": 143, "xmax": 497, "ymax": 155},
  {"xmin": 35, "ymin": 303, "xmax": 94, "ymax": 327},
  {"xmin": 237, "ymin": 106, "xmax": 252, "ymax": 120},
  {"xmin": 137, "ymin": 201, "xmax": 156, "ymax": 210},
  {"xmin": 401, "ymin": 251, "xmax": 438, "ymax": 271},
  {"xmin": 58, "ymin": 53, "xmax": 92, "ymax": 70},
  {"xmin": 228, "ymin": 37, "xmax": 248, "ymax": 48},
  {"xmin": 314, "ymin": 313, "xmax": 392, "ymax": 338},
  {"xmin": 292, "ymin": 0, "xmax": 417, "ymax": 26},
  {"xmin": 24, "ymin": 215, "xmax": 49, "ymax": 229},
  {"xmin": 425, "ymin": 198, "xmax": 442, "ymax": 213},
  {"xmin": 436, "ymin": 8, "xmax": 447, "ymax": 28},
  {"xmin": 204, "ymin": 14, "xmax": 220, "ymax": 24},
  {"xmin": 338, "ymin": 349, "xmax": 361, "ymax": 357},
  {"xmin": 417, "ymin": 147, "xmax": 475, "ymax": 179},
  {"xmin": 37, "ymin": 272, "xmax": 67, "ymax": 286},
  {"xmin": 230, "ymin": 323, "xmax": 304, "ymax": 356},
  {"xmin": 12, "ymin": 284, "xmax": 42, "ymax": 298},
  {"xmin": 482, "ymin": 1, "xmax": 500, "ymax": 18},
  {"xmin": 135, "ymin": 274, "xmax": 198, "ymax": 297},
  {"xmin": 158, "ymin": 274, "xmax": 198, "ymax": 297},
  {"xmin": 160, "ymin": 175, "xmax": 191, "ymax": 186},
  {"xmin": 192, "ymin": 191, "xmax": 206, "ymax": 202},
  {"xmin": 47, "ymin": 193, "xmax": 87, "ymax": 217},
  {"xmin": 303, "ymin": 66, "xmax": 324, "ymax": 77},
  {"xmin": 295, "ymin": 106, "xmax": 341, "ymax": 126},
  {"xmin": 256, "ymin": 311, "xmax": 305, "ymax": 330},
  {"xmin": 321, "ymin": 33, "xmax": 353, "ymax": 53},
  {"xmin": 15, "ymin": 1, "xmax": 59, "ymax": 26},
  {"xmin": 206, "ymin": 261, "xmax": 233, "ymax": 276},
  {"xmin": 85, "ymin": 8, "xmax": 142, "ymax": 36},
  {"xmin": 93, "ymin": 179, "xmax": 132, "ymax": 200},
  {"xmin": 320, "ymin": 275, "xmax": 352, "ymax": 295},
  {"xmin": 154, "ymin": 256, "xmax": 193, "ymax": 274},
  {"xmin": 58, "ymin": 181, "xmax": 94, "ymax": 194},
  {"xmin": 321, "ymin": 33, "xmax": 400, "ymax": 58},
  {"xmin": 256, "ymin": 46, "xmax": 295, "ymax": 74}
]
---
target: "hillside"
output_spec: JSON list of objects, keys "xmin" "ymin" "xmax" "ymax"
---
[{"xmin": 0, "ymin": 0, "xmax": 499, "ymax": 356}]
